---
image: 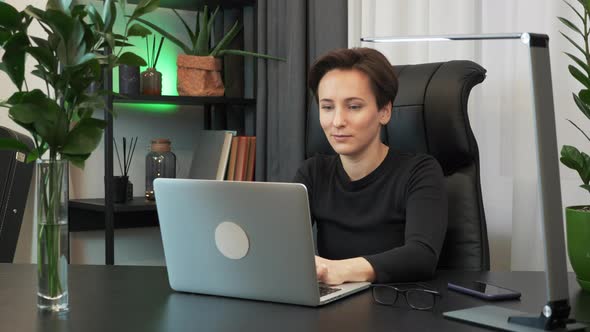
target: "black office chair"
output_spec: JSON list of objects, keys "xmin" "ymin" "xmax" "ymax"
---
[
  {"xmin": 305, "ymin": 60, "xmax": 490, "ymax": 271},
  {"xmin": 0, "ymin": 126, "xmax": 34, "ymax": 263}
]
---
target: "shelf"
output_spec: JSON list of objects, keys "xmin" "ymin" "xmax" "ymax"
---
[
  {"xmin": 69, "ymin": 197, "xmax": 158, "ymax": 232},
  {"xmin": 114, "ymin": 95, "xmax": 256, "ymax": 106},
  {"xmin": 127, "ymin": 0, "xmax": 255, "ymax": 11}
]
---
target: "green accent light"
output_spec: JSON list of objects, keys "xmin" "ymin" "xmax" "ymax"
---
[{"xmin": 120, "ymin": 103, "xmax": 178, "ymax": 114}]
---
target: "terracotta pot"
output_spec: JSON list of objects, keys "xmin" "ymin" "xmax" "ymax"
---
[{"xmin": 177, "ymin": 55, "xmax": 224, "ymax": 96}]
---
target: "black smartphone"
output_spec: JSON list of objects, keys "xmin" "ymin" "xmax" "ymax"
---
[{"xmin": 447, "ymin": 281, "xmax": 521, "ymax": 301}]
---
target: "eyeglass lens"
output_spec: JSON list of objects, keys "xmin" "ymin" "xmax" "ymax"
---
[{"xmin": 373, "ymin": 286, "xmax": 436, "ymax": 310}]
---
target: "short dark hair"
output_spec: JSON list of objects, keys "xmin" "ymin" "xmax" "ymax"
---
[{"xmin": 308, "ymin": 47, "xmax": 398, "ymax": 109}]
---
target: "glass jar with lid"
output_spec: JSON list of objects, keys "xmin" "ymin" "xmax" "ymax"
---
[{"xmin": 145, "ymin": 138, "xmax": 176, "ymax": 200}]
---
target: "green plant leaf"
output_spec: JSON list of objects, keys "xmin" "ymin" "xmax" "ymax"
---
[
  {"xmin": 210, "ymin": 21, "xmax": 240, "ymax": 57},
  {"xmin": 218, "ymin": 49, "xmax": 286, "ymax": 61},
  {"xmin": 33, "ymin": 98, "xmax": 68, "ymax": 149},
  {"xmin": 569, "ymin": 65, "xmax": 590, "ymax": 88},
  {"xmin": 2, "ymin": 33, "xmax": 29, "ymax": 91},
  {"xmin": 43, "ymin": 9, "xmax": 74, "ymax": 44},
  {"xmin": 23, "ymin": 6, "xmax": 45, "ymax": 21},
  {"xmin": 30, "ymin": 36, "xmax": 51, "ymax": 50},
  {"xmin": 580, "ymin": 89, "xmax": 590, "ymax": 103},
  {"xmin": 62, "ymin": 153, "xmax": 91, "ymax": 169},
  {"xmin": 0, "ymin": 2, "xmax": 21, "ymax": 30},
  {"xmin": 581, "ymin": 151, "xmax": 590, "ymax": 184},
  {"xmin": 565, "ymin": 52, "xmax": 590, "ymax": 76},
  {"xmin": 566, "ymin": 118, "xmax": 590, "ymax": 143},
  {"xmin": 560, "ymin": 31, "xmax": 586, "ymax": 56},
  {"xmin": 117, "ymin": 52, "xmax": 147, "ymax": 66},
  {"xmin": 0, "ymin": 138, "xmax": 31, "ymax": 153},
  {"xmin": 573, "ymin": 92, "xmax": 590, "ymax": 120},
  {"xmin": 172, "ymin": 9, "xmax": 196, "ymax": 46},
  {"xmin": 561, "ymin": 145, "xmax": 584, "ymax": 170},
  {"xmin": 6, "ymin": 89, "xmax": 46, "ymax": 105},
  {"xmin": 580, "ymin": 184, "xmax": 590, "ymax": 194},
  {"xmin": 61, "ymin": 118, "xmax": 106, "ymax": 155},
  {"xmin": 73, "ymin": 52, "xmax": 97, "ymax": 66},
  {"xmin": 86, "ymin": 4, "xmax": 105, "ymax": 32},
  {"xmin": 46, "ymin": 0, "xmax": 72, "ymax": 14},
  {"xmin": 25, "ymin": 148, "xmax": 39, "ymax": 163},
  {"xmin": 563, "ymin": 0, "xmax": 585, "ymax": 22},
  {"xmin": 206, "ymin": 6, "xmax": 220, "ymax": 39},
  {"xmin": 103, "ymin": 0, "xmax": 117, "ymax": 33},
  {"xmin": 127, "ymin": 23, "xmax": 151, "ymax": 37},
  {"xmin": 132, "ymin": 17, "xmax": 192, "ymax": 54},
  {"xmin": 9, "ymin": 104, "xmax": 39, "ymax": 124},
  {"xmin": 558, "ymin": 17, "xmax": 584, "ymax": 36},
  {"xmin": 0, "ymin": 29, "xmax": 11, "ymax": 46},
  {"xmin": 26, "ymin": 46, "xmax": 57, "ymax": 73},
  {"xmin": 194, "ymin": 6, "xmax": 209, "ymax": 55},
  {"xmin": 129, "ymin": 0, "xmax": 160, "ymax": 23}
]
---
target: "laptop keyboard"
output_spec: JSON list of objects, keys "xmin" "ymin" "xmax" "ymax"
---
[{"xmin": 319, "ymin": 285, "xmax": 341, "ymax": 297}]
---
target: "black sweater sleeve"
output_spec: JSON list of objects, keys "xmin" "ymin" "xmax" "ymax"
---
[{"xmin": 363, "ymin": 157, "xmax": 448, "ymax": 282}]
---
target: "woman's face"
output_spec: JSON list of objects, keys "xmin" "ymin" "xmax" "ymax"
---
[{"xmin": 318, "ymin": 69, "xmax": 391, "ymax": 158}]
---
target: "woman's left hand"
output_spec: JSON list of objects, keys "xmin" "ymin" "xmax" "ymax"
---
[{"xmin": 315, "ymin": 255, "xmax": 376, "ymax": 285}]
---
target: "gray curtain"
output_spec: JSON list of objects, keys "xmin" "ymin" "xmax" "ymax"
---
[{"xmin": 256, "ymin": 0, "xmax": 348, "ymax": 182}]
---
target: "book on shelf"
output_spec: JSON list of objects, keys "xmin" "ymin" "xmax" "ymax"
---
[
  {"xmin": 188, "ymin": 130, "xmax": 235, "ymax": 180},
  {"xmin": 226, "ymin": 136, "xmax": 240, "ymax": 181},
  {"xmin": 226, "ymin": 136, "xmax": 256, "ymax": 181},
  {"xmin": 233, "ymin": 136, "xmax": 250, "ymax": 181},
  {"xmin": 244, "ymin": 137, "xmax": 256, "ymax": 181}
]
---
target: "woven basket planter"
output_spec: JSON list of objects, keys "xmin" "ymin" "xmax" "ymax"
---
[{"xmin": 177, "ymin": 55, "xmax": 224, "ymax": 96}]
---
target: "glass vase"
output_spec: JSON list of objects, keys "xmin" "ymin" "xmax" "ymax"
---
[
  {"xmin": 36, "ymin": 159, "xmax": 69, "ymax": 312},
  {"xmin": 141, "ymin": 67, "xmax": 162, "ymax": 96}
]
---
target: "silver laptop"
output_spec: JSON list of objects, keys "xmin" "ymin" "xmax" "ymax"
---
[{"xmin": 154, "ymin": 178, "xmax": 370, "ymax": 306}]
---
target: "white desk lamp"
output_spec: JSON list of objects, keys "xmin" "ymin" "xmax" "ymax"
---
[{"xmin": 361, "ymin": 33, "xmax": 585, "ymax": 332}]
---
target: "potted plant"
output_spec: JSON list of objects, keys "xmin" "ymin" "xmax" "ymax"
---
[
  {"xmin": 559, "ymin": 0, "xmax": 590, "ymax": 292},
  {"xmin": 134, "ymin": 5, "xmax": 284, "ymax": 96},
  {"xmin": 0, "ymin": 0, "xmax": 158, "ymax": 311},
  {"xmin": 116, "ymin": 2, "xmax": 154, "ymax": 95}
]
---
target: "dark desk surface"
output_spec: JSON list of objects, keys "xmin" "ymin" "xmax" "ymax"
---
[{"xmin": 1, "ymin": 264, "xmax": 589, "ymax": 332}]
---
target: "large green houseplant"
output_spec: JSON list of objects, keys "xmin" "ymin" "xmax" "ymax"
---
[
  {"xmin": 134, "ymin": 5, "xmax": 284, "ymax": 96},
  {"xmin": 559, "ymin": 0, "xmax": 590, "ymax": 292},
  {"xmin": 0, "ymin": 0, "xmax": 158, "ymax": 311}
]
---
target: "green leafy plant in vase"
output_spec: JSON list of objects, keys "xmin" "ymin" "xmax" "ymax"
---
[
  {"xmin": 134, "ymin": 5, "xmax": 284, "ymax": 96},
  {"xmin": 0, "ymin": 0, "xmax": 158, "ymax": 311},
  {"xmin": 559, "ymin": 0, "xmax": 590, "ymax": 292}
]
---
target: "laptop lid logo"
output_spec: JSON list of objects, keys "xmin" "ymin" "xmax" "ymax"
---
[{"xmin": 214, "ymin": 221, "xmax": 250, "ymax": 260}]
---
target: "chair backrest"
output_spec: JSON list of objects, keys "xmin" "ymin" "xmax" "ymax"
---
[
  {"xmin": 0, "ymin": 126, "xmax": 34, "ymax": 263},
  {"xmin": 305, "ymin": 60, "xmax": 490, "ymax": 271}
]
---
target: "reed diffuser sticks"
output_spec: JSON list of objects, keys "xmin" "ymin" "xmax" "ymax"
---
[
  {"xmin": 114, "ymin": 136, "xmax": 138, "ymax": 177},
  {"xmin": 145, "ymin": 35, "xmax": 165, "ymax": 68}
]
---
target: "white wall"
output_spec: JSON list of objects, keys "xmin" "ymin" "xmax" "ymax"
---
[{"xmin": 2, "ymin": 0, "xmax": 204, "ymax": 265}]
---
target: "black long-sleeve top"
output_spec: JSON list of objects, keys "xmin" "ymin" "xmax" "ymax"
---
[{"xmin": 293, "ymin": 149, "xmax": 448, "ymax": 283}]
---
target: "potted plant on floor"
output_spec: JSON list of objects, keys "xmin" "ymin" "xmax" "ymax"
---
[
  {"xmin": 559, "ymin": 0, "xmax": 590, "ymax": 292},
  {"xmin": 0, "ymin": 0, "xmax": 158, "ymax": 311},
  {"xmin": 134, "ymin": 5, "xmax": 284, "ymax": 96}
]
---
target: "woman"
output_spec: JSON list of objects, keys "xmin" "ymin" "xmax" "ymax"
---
[{"xmin": 294, "ymin": 48, "xmax": 448, "ymax": 285}]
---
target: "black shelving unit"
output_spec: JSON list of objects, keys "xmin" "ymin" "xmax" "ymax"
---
[
  {"xmin": 127, "ymin": 0, "xmax": 255, "ymax": 11},
  {"xmin": 114, "ymin": 95, "xmax": 256, "ymax": 106},
  {"xmin": 69, "ymin": 198, "xmax": 157, "ymax": 232},
  {"xmin": 70, "ymin": 0, "xmax": 257, "ymax": 265}
]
